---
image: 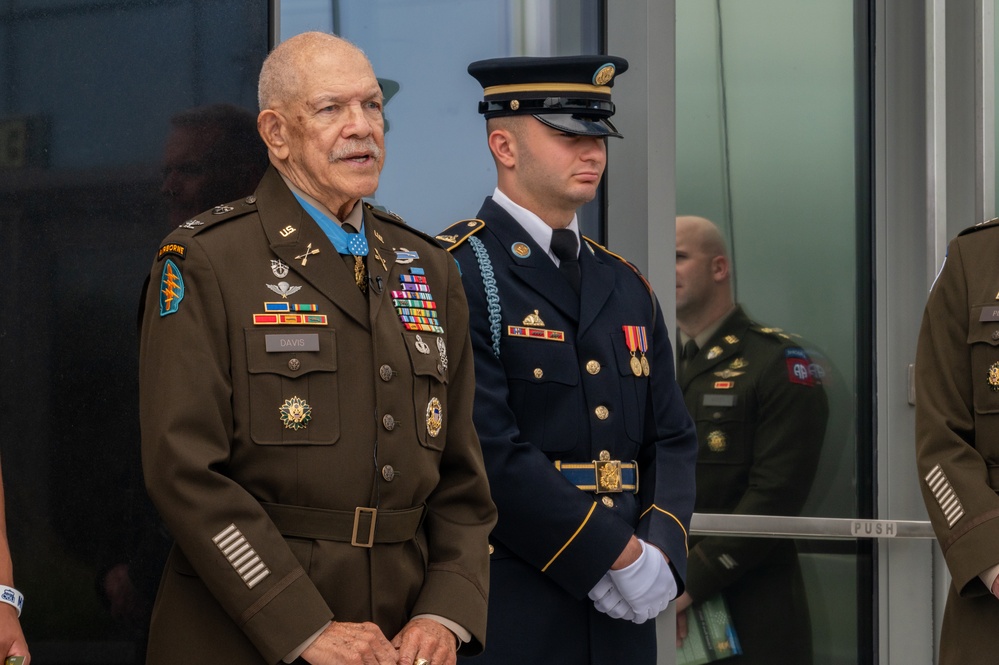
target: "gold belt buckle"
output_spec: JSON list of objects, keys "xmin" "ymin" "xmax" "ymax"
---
[
  {"xmin": 351, "ymin": 507, "xmax": 378, "ymax": 548},
  {"xmin": 594, "ymin": 459, "xmax": 623, "ymax": 493}
]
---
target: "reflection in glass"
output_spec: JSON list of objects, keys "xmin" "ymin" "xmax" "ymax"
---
[
  {"xmin": 0, "ymin": 2, "xmax": 267, "ymax": 661},
  {"xmin": 676, "ymin": 1, "xmax": 870, "ymax": 664}
]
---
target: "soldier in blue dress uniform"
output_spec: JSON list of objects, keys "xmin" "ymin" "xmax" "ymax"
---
[{"xmin": 436, "ymin": 55, "xmax": 698, "ymax": 665}]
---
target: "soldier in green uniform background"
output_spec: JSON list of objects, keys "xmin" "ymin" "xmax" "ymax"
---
[{"xmin": 673, "ymin": 215, "xmax": 828, "ymax": 664}]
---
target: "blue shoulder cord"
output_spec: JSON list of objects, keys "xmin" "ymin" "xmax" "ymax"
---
[{"xmin": 468, "ymin": 236, "xmax": 502, "ymax": 357}]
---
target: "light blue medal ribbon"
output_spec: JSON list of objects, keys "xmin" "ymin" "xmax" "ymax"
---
[{"xmin": 292, "ymin": 193, "xmax": 368, "ymax": 256}]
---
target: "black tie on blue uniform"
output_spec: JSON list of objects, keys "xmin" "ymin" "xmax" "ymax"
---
[{"xmin": 551, "ymin": 228, "xmax": 581, "ymax": 295}]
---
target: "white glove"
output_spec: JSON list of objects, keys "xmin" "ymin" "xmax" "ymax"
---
[
  {"xmin": 588, "ymin": 573, "xmax": 636, "ymax": 621},
  {"xmin": 606, "ymin": 540, "xmax": 678, "ymax": 624}
]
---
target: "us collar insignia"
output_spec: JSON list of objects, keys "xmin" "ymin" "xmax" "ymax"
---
[
  {"xmin": 392, "ymin": 268, "xmax": 443, "ymax": 333},
  {"xmin": 522, "ymin": 310, "xmax": 545, "ymax": 327},
  {"xmin": 267, "ymin": 281, "xmax": 303, "ymax": 299},
  {"xmin": 280, "ymin": 396, "xmax": 312, "ymax": 430},
  {"xmin": 271, "ymin": 259, "xmax": 290, "ymax": 278},
  {"xmin": 373, "ymin": 228, "xmax": 384, "ymax": 243},
  {"xmin": 159, "ymin": 259, "xmax": 185, "ymax": 317},
  {"xmin": 511, "ymin": 242, "xmax": 531, "ymax": 258}
]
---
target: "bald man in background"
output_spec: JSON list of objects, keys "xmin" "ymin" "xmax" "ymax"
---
[{"xmin": 673, "ymin": 215, "xmax": 828, "ymax": 665}]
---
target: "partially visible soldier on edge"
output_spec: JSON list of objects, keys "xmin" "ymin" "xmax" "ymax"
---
[
  {"xmin": 139, "ymin": 32, "xmax": 496, "ymax": 665},
  {"xmin": 437, "ymin": 55, "xmax": 698, "ymax": 664},
  {"xmin": 915, "ymin": 217, "xmax": 999, "ymax": 665}
]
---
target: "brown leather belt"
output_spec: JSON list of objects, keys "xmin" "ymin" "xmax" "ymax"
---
[{"xmin": 262, "ymin": 501, "xmax": 426, "ymax": 548}]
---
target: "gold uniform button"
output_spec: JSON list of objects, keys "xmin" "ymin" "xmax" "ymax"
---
[
  {"xmin": 595, "ymin": 405, "xmax": 609, "ymax": 420},
  {"xmin": 381, "ymin": 465, "xmax": 395, "ymax": 481},
  {"xmin": 382, "ymin": 414, "xmax": 396, "ymax": 431},
  {"xmin": 288, "ymin": 358, "xmax": 301, "ymax": 371},
  {"xmin": 533, "ymin": 368, "xmax": 544, "ymax": 379},
  {"xmin": 601, "ymin": 496, "xmax": 615, "ymax": 508},
  {"xmin": 488, "ymin": 544, "xmax": 495, "ymax": 555},
  {"xmin": 586, "ymin": 360, "xmax": 601, "ymax": 375}
]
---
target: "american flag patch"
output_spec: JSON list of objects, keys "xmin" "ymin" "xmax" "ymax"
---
[
  {"xmin": 213, "ymin": 524, "xmax": 271, "ymax": 589},
  {"xmin": 925, "ymin": 464, "xmax": 965, "ymax": 528}
]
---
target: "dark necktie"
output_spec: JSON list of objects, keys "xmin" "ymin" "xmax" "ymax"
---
[
  {"xmin": 550, "ymin": 229, "xmax": 581, "ymax": 295},
  {"xmin": 682, "ymin": 339, "xmax": 700, "ymax": 363}
]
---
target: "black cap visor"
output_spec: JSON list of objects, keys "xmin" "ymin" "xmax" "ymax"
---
[{"xmin": 534, "ymin": 113, "xmax": 622, "ymax": 138}]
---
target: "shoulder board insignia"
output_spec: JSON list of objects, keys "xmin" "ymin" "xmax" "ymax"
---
[
  {"xmin": 960, "ymin": 217, "xmax": 999, "ymax": 236},
  {"xmin": 959, "ymin": 217, "xmax": 999, "ymax": 236},
  {"xmin": 363, "ymin": 203, "xmax": 446, "ymax": 250},
  {"xmin": 178, "ymin": 196, "xmax": 258, "ymax": 235},
  {"xmin": 436, "ymin": 219, "xmax": 485, "ymax": 252},
  {"xmin": 364, "ymin": 202, "xmax": 406, "ymax": 224},
  {"xmin": 582, "ymin": 236, "xmax": 653, "ymax": 295}
]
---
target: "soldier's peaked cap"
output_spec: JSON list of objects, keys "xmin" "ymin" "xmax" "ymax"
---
[{"xmin": 468, "ymin": 55, "xmax": 629, "ymax": 138}]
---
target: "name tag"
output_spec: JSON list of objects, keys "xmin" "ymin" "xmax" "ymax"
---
[
  {"xmin": 265, "ymin": 333, "xmax": 320, "ymax": 352},
  {"xmin": 980, "ymin": 307, "xmax": 999, "ymax": 322},
  {"xmin": 703, "ymin": 394, "xmax": 736, "ymax": 407}
]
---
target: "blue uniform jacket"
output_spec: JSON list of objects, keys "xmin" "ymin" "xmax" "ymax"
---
[{"xmin": 442, "ymin": 197, "xmax": 698, "ymax": 665}]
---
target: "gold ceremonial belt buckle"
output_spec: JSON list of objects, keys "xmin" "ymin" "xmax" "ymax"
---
[
  {"xmin": 594, "ymin": 459, "xmax": 623, "ymax": 493},
  {"xmin": 351, "ymin": 507, "xmax": 378, "ymax": 548}
]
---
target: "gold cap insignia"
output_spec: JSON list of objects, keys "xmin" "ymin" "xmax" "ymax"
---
[
  {"xmin": 707, "ymin": 430, "xmax": 727, "ymax": 452},
  {"xmin": 593, "ymin": 64, "xmax": 615, "ymax": 86},
  {"xmin": 280, "ymin": 396, "xmax": 312, "ymax": 430},
  {"xmin": 510, "ymin": 99, "xmax": 520, "ymax": 111}
]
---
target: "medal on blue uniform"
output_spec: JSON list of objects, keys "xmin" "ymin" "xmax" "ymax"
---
[{"xmin": 622, "ymin": 326, "xmax": 647, "ymax": 377}]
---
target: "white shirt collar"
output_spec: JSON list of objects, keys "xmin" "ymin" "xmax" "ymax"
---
[{"xmin": 492, "ymin": 187, "xmax": 580, "ymax": 265}]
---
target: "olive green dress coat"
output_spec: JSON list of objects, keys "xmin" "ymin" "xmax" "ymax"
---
[
  {"xmin": 679, "ymin": 306, "xmax": 828, "ymax": 665},
  {"xmin": 139, "ymin": 167, "xmax": 496, "ymax": 664},
  {"xmin": 916, "ymin": 219, "xmax": 999, "ymax": 665}
]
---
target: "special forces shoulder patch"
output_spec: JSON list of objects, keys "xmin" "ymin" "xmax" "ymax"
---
[
  {"xmin": 436, "ymin": 219, "xmax": 485, "ymax": 252},
  {"xmin": 159, "ymin": 258, "xmax": 185, "ymax": 317}
]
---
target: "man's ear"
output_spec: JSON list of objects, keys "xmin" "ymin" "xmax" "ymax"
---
[
  {"xmin": 711, "ymin": 255, "xmax": 730, "ymax": 282},
  {"xmin": 258, "ymin": 110, "xmax": 290, "ymax": 161},
  {"xmin": 488, "ymin": 128, "xmax": 517, "ymax": 169}
]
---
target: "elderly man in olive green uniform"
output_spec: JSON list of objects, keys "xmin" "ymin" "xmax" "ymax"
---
[
  {"xmin": 139, "ymin": 32, "xmax": 496, "ymax": 665},
  {"xmin": 673, "ymin": 216, "xmax": 828, "ymax": 664},
  {"xmin": 916, "ymin": 218, "xmax": 999, "ymax": 665}
]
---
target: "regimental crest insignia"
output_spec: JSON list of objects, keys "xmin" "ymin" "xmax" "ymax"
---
[
  {"xmin": 159, "ymin": 259, "xmax": 185, "ymax": 317},
  {"xmin": 271, "ymin": 259, "xmax": 289, "ymax": 278},
  {"xmin": 989, "ymin": 362, "xmax": 999, "ymax": 392},
  {"xmin": 279, "ymin": 396, "xmax": 312, "ymax": 430},
  {"xmin": 426, "ymin": 397, "xmax": 443, "ymax": 437},
  {"xmin": 708, "ymin": 430, "xmax": 727, "ymax": 452}
]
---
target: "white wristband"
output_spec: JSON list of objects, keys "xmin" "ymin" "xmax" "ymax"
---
[{"xmin": 0, "ymin": 586, "xmax": 23, "ymax": 617}]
